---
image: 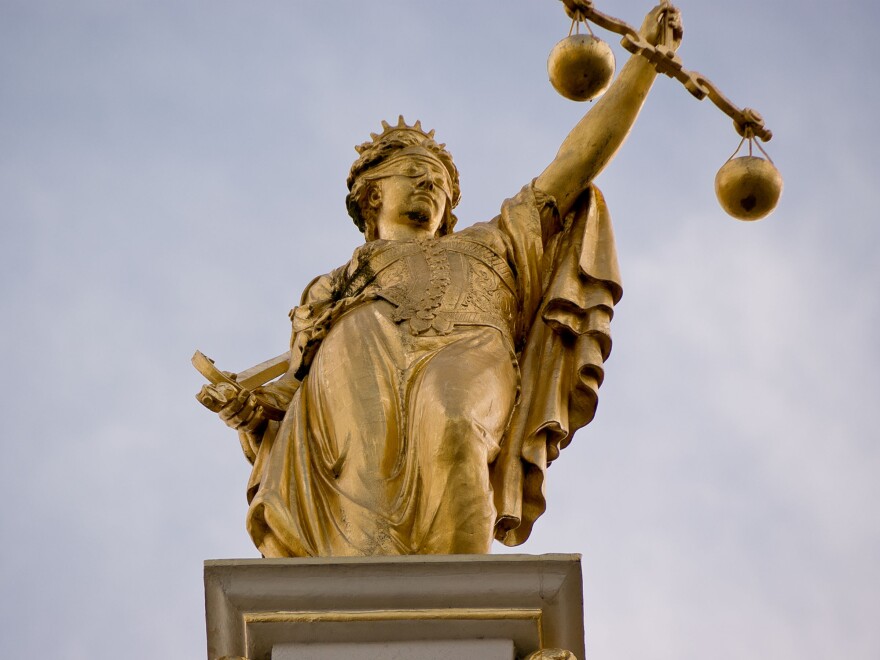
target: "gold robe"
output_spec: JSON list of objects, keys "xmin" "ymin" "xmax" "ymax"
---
[{"xmin": 241, "ymin": 183, "xmax": 621, "ymax": 557}]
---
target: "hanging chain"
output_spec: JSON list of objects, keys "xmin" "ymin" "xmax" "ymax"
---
[
  {"xmin": 723, "ymin": 125, "xmax": 776, "ymax": 165},
  {"xmin": 567, "ymin": 8, "xmax": 596, "ymax": 38}
]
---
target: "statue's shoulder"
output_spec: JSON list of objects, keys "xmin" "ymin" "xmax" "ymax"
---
[
  {"xmin": 299, "ymin": 272, "xmax": 335, "ymax": 306},
  {"xmin": 299, "ymin": 240, "xmax": 389, "ymax": 304}
]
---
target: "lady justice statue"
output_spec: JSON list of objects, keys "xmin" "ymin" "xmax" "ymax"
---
[{"xmin": 196, "ymin": 4, "xmax": 683, "ymax": 558}]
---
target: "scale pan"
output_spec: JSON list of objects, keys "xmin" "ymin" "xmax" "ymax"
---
[
  {"xmin": 548, "ymin": 34, "xmax": 616, "ymax": 102},
  {"xmin": 715, "ymin": 156, "xmax": 783, "ymax": 221}
]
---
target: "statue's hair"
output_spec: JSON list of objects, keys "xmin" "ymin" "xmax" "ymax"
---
[{"xmin": 346, "ymin": 117, "xmax": 460, "ymax": 239}]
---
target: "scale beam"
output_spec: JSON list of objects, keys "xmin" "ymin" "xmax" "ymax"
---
[{"xmin": 559, "ymin": 0, "xmax": 772, "ymax": 141}]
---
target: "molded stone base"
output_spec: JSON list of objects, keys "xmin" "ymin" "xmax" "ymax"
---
[
  {"xmin": 204, "ymin": 554, "xmax": 585, "ymax": 660},
  {"xmin": 273, "ymin": 638, "xmax": 515, "ymax": 659}
]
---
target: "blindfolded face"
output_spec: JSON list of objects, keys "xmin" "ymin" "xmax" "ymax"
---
[
  {"xmin": 368, "ymin": 156, "xmax": 451, "ymax": 241},
  {"xmin": 365, "ymin": 154, "xmax": 454, "ymax": 204}
]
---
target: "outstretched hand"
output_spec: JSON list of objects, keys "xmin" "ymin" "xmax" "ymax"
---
[{"xmin": 639, "ymin": 4, "xmax": 683, "ymax": 51}]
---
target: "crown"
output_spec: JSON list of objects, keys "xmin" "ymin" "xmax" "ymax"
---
[{"xmin": 354, "ymin": 115, "xmax": 443, "ymax": 154}]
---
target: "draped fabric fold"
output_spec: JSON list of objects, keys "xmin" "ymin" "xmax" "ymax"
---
[{"xmin": 493, "ymin": 186, "xmax": 621, "ymax": 546}]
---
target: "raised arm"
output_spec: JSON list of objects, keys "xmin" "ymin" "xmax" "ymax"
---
[{"xmin": 535, "ymin": 4, "xmax": 682, "ymax": 218}]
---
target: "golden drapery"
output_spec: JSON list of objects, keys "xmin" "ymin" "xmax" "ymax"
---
[
  {"xmin": 493, "ymin": 184, "xmax": 621, "ymax": 546},
  {"xmin": 240, "ymin": 183, "xmax": 621, "ymax": 556}
]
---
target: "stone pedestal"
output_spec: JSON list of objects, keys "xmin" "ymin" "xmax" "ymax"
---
[
  {"xmin": 272, "ymin": 639, "xmax": 515, "ymax": 660},
  {"xmin": 204, "ymin": 554, "xmax": 585, "ymax": 660}
]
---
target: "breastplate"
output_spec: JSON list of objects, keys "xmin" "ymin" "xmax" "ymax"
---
[{"xmin": 362, "ymin": 236, "xmax": 518, "ymax": 340}]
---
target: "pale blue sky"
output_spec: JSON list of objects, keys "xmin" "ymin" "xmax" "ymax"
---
[{"xmin": 2, "ymin": 1, "xmax": 878, "ymax": 658}]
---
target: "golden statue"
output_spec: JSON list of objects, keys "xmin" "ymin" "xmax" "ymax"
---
[{"xmin": 195, "ymin": 5, "xmax": 683, "ymax": 558}]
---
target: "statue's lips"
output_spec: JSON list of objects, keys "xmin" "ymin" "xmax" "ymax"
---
[{"xmin": 410, "ymin": 192, "xmax": 439, "ymax": 207}]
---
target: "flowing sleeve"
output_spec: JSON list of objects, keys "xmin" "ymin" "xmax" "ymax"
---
[
  {"xmin": 491, "ymin": 184, "xmax": 622, "ymax": 546},
  {"xmin": 492, "ymin": 182, "xmax": 563, "ymax": 347}
]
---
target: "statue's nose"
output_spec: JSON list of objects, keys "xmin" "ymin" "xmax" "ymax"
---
[{"xmin": 416, "ymin": 175, "xmax": 434, "ymax": 191}]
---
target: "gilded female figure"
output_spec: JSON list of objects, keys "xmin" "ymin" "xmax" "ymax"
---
[{"xmin": 198, "ymin": 5, "xmax": 682, "ymax": 557}]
